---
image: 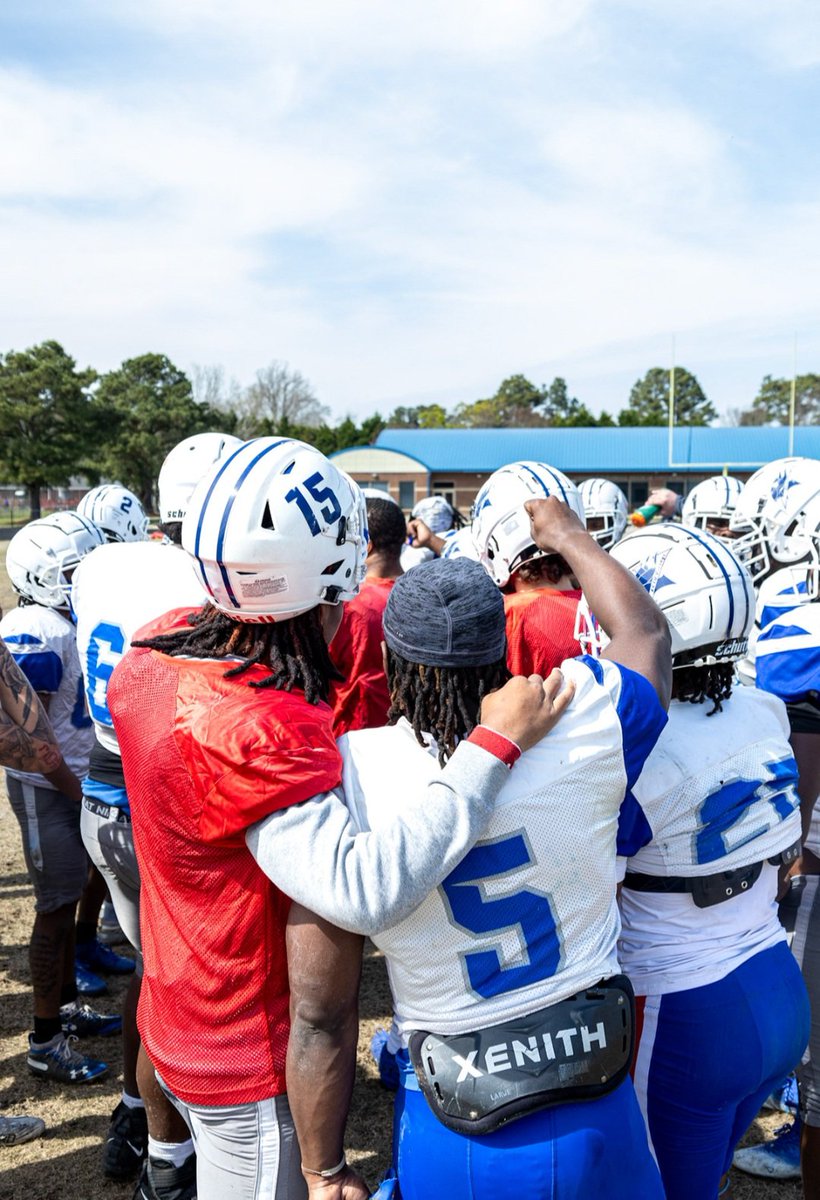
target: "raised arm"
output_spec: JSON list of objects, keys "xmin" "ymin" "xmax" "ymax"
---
[
  {"xmin": 247, "ymin": 670, "xmax": 575, "ymax": 934},
  {"xmin": 526, "ymin": 497, "xmax": 672, "ymax": 708},
  {"xmin": 0, "ymin": 640, "xmax": 82, "ymax": 801}
]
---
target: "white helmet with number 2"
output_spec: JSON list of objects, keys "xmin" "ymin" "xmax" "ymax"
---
[
  {"xmin": 609, "ymin": 524, "xmax": 755, "ymax": 667},
  {"xmin": 77, "ymin": 484, "xmax": 148, "ymax": 543},
  {"xmin": 6, "ymin": 512, "xmax": 106, "ymax": 610},
  {"xmin": 579, "ymin": 478, "xmax": 628, "ymax": 550},
  {"xmin": 472, "ymin": 461, "xmax": 586, "ymax": 588},
  {"xmin": 182, "ymin": 437, "xmax": 368, "ymax": 623},
  {"xmin": 158, "ymin": 432, "xmax": 244, "ymax": 524}
]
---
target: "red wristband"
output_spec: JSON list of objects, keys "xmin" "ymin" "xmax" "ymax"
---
[{"xmin": 466, "ymin": 725, "xmax": 522, "ymax": 768}]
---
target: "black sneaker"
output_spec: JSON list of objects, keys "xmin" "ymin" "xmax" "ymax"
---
[
  {"xmin": 133, "ymin": 1154, "xmax": 197, "ymax": 1200},
  {"xmin": 60, "ymin": 1001, "xmax": 122, "ymax": 1038},
  {"xmin": 26, "ymin": 1033, "xmax": 108, "ymax": 1084},
  {"xmin": 103, "ymin": 1100, "xmax": 148, "ymax": 1180}
]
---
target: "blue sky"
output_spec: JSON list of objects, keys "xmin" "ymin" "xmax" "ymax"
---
[{"xmin": 1, "ymin": 0, "xmax": 819, "ymax": 423}]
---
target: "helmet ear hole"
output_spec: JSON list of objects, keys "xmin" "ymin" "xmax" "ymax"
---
[{"xmin": 261, "ymin": 501, "xmax": 275, "ymax": 531}]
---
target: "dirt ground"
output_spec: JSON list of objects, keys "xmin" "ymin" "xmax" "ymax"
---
[{"xmin": 0, "ymin": 541, "xmax": 807, "ymax": 1199}]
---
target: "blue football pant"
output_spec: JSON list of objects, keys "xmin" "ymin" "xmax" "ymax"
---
[
  {"xmin": 633, "ymin": 941, "xmax": 810, "ymax": 1200},
  {"xmin": 391, "ymin": 1050, "xmax": 664, "ymax": 1200}
]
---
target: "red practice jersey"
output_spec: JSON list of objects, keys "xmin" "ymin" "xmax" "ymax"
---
[
  {"xmin": 330, "ymin": 577, "xmax": 396, "ymax": 736},
  {"xmin": 503, "ymin": 588, "xmax": 583, "ymax": 677},
  {"xmin": 109, "ymin": 610, "xmax": 342, "ymax": 1106}
]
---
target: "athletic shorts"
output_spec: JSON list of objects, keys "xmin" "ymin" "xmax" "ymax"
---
[
  {"xmin": 80, "ymin": 799, "xmax": 142, "ymax": 957},
  {"xmin": 6, "ymin": 774, "xmax": 88, "ymax": 913},
  {"xmin": 158, "ymin": 1076, "xmax": 306, "ymax": 1200},
  {"xmin": 633, "ymin": 941, "xmax": 810, "ymax": 1200},
  {"xmin": 392, "ymin": 1050, "xmax": 664, "ymax": 1200}
]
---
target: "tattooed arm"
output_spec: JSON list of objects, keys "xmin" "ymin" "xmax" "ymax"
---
[{"xmin": 0, "ymin": 640, "xmax": 83, "ymax": 802}]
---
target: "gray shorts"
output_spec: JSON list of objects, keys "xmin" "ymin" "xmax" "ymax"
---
[
  {"xmin": 80, "ymin": 799, "xmax": 142, "ymax": 957},
  {"xmin": 158, "ymin": 1079, "xmax": 306, "ymax": 1200},
  {"xmin": 5, "ymin": 774, "xmax": 88, "ymax": 913}
]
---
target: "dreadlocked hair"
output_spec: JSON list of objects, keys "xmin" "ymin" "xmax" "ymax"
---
[
  {"xmin": 672, "ymin": 660, "xmax": 735, "ymax": 717},
  {"xmin": 385, "ymin": 648, "xmax": 510, "ymax": 766},
  {"xmin": 132, "ymin": 603, "xmax": 342, "ymax": 704}
]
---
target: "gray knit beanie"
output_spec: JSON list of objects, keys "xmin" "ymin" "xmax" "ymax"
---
[{"xmin": 383, "ymin": 557, "xmax": 506, "ymax": 667}]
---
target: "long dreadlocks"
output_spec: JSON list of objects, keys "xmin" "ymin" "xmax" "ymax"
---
[
  {"xmin": 672, "ymin": 660, "xmax": 734, "ymax": 717},
  {"xmin": 133, "ymin": 603, "xmax": 342, "ymax": 704},
  {"xmin": 386, "ymin": 648, "xmax": 510, "ymax": 766}
]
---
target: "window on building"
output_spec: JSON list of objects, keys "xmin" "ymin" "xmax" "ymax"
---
[
  {"xmin": 432, "ymin": 481, "xmax": 455, "ymax": 506},
  {"xmin": 665, "ymin": 481, "xmax": 684, "ymax": 495},
  {"xmin": 629, "ymin": 481, "xmax": 649, "ymax": 508},
  {"xmin": 398, "ymin": 481, "xmax": 415, "ymax": 509},
  {"xmin": 368, "ymin": 481, "xmax": 390, "ymax": 494}
]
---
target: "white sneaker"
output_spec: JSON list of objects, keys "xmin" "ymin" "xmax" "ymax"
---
[
  {"xmin": 733, "ymin": 1120, "xmax": 801, "ymax": 1180},
  {"xmin": 0, "ymin": 1114, "xmax": 46, "ymax": 1145}
]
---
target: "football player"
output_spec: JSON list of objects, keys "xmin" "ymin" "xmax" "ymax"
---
[
  {"xmin": 249, "ymin": 496, "xmax": 673, "ymax": 1200},
  {"xmin": 403, "ymin": 495, "xmax": 463, "ymax": 569},
  {"xmin": 77, "ymin": 483, "xmax": 149, "ymax": 545},
  {"xmin": 0, "ymin": 636, "xmax": 86, "ymax": 1146},
  {"xmin": 680, "ymin": 475, "xmax": 746, "ymax": 539},
  {"xmin": 109, "ymin": 438, "xmax": 561, "ymax": 1200},
  {"xmin": 0, "ymin": 514, "xmax": 121, "ymax": 1087},
  {"xmin": 579, "ymin": 477, "xmax": 628, "ymax": 550},
  {"xmin": 472, "ymin": 462, "xmax": 585, "ymax": 675},
  {"xmin": 71, "ymin": 432, "xmax": 241, "ymax": 1193},
  {"xmin": 734, "ymin": 494, "xmax": 820, "ymax": 1189},
  {"xmin": 329, "ymin": 496, "xmax": 406, "ymax": 735},
  {"xmin": 609, "ymin": 525, "xmax": 808, "ymax": 1200}
]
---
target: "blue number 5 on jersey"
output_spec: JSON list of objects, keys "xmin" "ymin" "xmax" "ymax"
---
[{"xmin": 440, "ymin": 832, "xmax": 562, "ymax": 1000}]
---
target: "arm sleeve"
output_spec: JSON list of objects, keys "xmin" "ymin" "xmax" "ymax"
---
[
  {"xmin": 246, "ymin": 739, "xmax": 511, "ymax": 935},
  {"xmin": 3, "ymin": 635, "xmax": 63, "ymax": 694},
  {"xmin": 576, "ymin": 655, "xmax": 663, "ymax": 857}
]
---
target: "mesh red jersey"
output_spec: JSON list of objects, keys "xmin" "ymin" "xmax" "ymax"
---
[
  {"xmin": 108, "ymin": 610, "xmax": 342, "ymax": 1105},
  {"xmin": 503, "ymin": 588, "xmax": 582, "ymax": 677},
  {"xmin": 329, "ymin": 577, "xmax": 396, "ymax": 736}
]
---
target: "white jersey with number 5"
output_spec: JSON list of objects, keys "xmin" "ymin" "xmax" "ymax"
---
[
  {"xmin": 340, "ymin": 656, "xmax": 665, "ymax": 1040},
  {"xmin": 72, "ymin": 541, "xmax": 204, "ymax": 756}
]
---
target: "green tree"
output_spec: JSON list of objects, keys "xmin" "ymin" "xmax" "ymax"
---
[
  {"xmin": 94, "ymin": 354, "xmax": 228, "ymax": 512},
  {"xmin": 0, "ymin": 341, "xmax": 98, "ymax": 519},
  {"xmin": 619, "ymin": 366, "xmax": 716, "ymax": 426},
  {"xmin": 738, "ymin": 374, "xmax": 820, "ymax": 426},
  {"xmin": 540, "ymin": 377, "xmax": 602, "ymax": 427},
  {"xmin": 386, "ymin": 404, "xmax": 447, "ymax": 428},
  {"xmin": 452, "ymin": 374, "xmax": 547, "ymax": 427}
]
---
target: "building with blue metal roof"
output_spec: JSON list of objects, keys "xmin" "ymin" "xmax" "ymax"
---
[{"xmin": 331, "ymin": 426, "xmax": 820, "ymax": 514}]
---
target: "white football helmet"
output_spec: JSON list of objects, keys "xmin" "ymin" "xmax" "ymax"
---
[
  {"xmin": 158, "ymin": 432, "xmax": 244, "ymax": 524},
  {"xmin": 182, "ymin": 438, "xmax": 368, "ymax": 623},
  {"xmin": 440, "ymin": 526, "xmax": 481, "ymax": 562},
  {"xmin": 681, "ymin": 476, "xmax": 745, "ymax": 534},
  {"xmin": 6, "ymin": 513, "xmax": 106, "ymax": 610},
  {"xmin": 412, "ymin": 496, "xmax": 456, "ymax": 533},
  {"xmin": 472, "ymin": 462, "xmax": 586, "ymax": 588},
  {"xmin": 77, "ymin": 484, "xmax": 149, "ymax": 543},
  {"xmin": 578, "ymin": 478, "xmax": 628, "ymax": 550},
  {"xmin": 609, "ymin": 524, "xmax": 755, "ymax": 667},
  {"xmin": 729, "ymin": 457, "xmax": 820, "ymax": 577}
]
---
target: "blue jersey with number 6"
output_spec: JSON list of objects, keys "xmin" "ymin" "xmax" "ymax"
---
[{"xmin": 340, "ymin": 656, "xmax": 665, "ymax": 1038}]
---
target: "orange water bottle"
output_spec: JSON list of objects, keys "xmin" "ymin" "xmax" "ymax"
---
[{"xmin": 629, "ymin": 503, "xmax": 660, "ymax": 528}]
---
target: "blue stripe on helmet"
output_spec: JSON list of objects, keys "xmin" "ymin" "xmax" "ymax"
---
[
  {"xmin": 677, "ymin": 525, "xmax": 737, "ymax": 637},
  {"xmin": 213, "ymin": 440, "xmax": 291, "ymax": 609},
  {"xmin": 192, "ymin": 439, "xmax": 268, "ymax": 595},
  {"xmin": 520, "ymin": 463, "xmax": 569, "ymax": 503}
]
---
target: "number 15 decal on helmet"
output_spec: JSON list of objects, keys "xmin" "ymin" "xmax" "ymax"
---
[{"xmin": 182, "ymin": 438, "xmax": 368, "ymax": 623}]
